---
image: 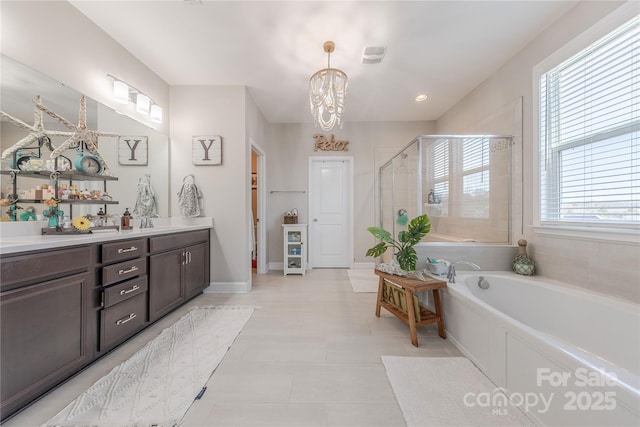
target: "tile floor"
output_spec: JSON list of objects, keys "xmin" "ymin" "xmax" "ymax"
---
[{"xmin": 3, "ymin": 269, "xmax": 461, "ymax": 427}]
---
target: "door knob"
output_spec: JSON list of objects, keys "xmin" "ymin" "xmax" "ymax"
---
[{"xmin": 313, "ymin": 218, "xmax": 318, "ymax": 222}]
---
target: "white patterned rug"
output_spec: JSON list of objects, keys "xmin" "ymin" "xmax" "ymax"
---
[
  {"xmin": 44, "ymin": 305, "xmax": 257, "ymax": 427},
  {"xmin": 347, "ymin": 269, "xmax": 379, "ymax": 293},
  {"xmin": 382, "ymin": 356, "xmax": 534, "ymax": 427}
]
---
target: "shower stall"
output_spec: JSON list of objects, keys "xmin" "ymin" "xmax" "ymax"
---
[{"xmin": 379, "ymin": 135, "xmax": 513, "ymax": 249}]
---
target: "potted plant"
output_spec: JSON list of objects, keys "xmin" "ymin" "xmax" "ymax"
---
[{"xmin": 365, "ymin": 214, "xmax": 431, "ymax": 271}]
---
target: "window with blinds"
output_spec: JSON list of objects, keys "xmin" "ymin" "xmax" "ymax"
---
[
  {"xmin": 461, "ymin": 137, "xmax": 490, "ymax": 218},
  {"xmin": 430, "ymin": 140, "xmax": 449, "ymax": 218},
  {"xmin": 539, "ymin": 14, "xmax": 639, "ymax": 228}
]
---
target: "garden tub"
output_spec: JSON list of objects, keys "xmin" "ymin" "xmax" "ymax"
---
[{"xmin": 442, "ymin": 271, "xmax": 639, "ymax": 426}]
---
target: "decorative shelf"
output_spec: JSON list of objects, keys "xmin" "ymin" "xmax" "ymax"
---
[
  {"xmin": 0, "ymin": 170, "xmax": 118, "ymax": 181},
  {"xmin": 16, "ymin": 199, "xmax": 118, "ymax": 205}
]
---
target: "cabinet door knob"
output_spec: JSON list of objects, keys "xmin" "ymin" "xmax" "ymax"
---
[{"xmin": 313, "ymin": 218, "xmax": 318, "ymax": 222}]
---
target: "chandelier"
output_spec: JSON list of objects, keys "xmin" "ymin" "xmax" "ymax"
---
[{"xmin": 309, "ymin": 41, "xmax": 348, "ymax": 131}]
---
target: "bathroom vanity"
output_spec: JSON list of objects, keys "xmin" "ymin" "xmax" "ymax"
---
[{"xmin": 0, "ymin": 221, "xmax": 212, "ymax": 420}]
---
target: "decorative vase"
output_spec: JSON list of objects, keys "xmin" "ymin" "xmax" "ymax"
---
[{"xmin": 513, "ymin": 239, "xmax": 535, "ymax": 276}]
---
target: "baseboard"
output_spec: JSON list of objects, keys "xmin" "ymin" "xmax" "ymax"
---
[
  {"xmin": 203, "ymin": 281, "xmax": 251, "ymax": 293},
  {"xmin": 353, "ymin": 262, "xmax": 375, "ymax": 269},
  {"xmin": 269, "ymin": 262, "xmax": 284, "ymax": 270},
  {"xmin": 271, "ymin": 261, "xmax": 371, "ymax": 270}
]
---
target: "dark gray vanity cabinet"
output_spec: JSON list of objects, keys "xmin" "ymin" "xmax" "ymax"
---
[
  {"xmin": 0, "ymin": 228, "xmax": 210, "ymax": 421},
  {"xmin": 148, "ymin": 229, "xmax": 210, "ymax": 322},
  {"xmin": 0, "ymin": 246, "xmax": 96, "ymax": 420}
]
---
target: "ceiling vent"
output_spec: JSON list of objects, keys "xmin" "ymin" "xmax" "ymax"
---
[{"xmin": 361, "ymin": 46, "xmax": 386, "ymax": 64}]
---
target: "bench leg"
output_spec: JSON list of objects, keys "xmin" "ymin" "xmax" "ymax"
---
[
  {"xmin": 375, "ymin": 276, "xmax": 384, "ymax": 317},
  {"xmin": 405, "ymin": 288, "xmax": 419, "ymax": 347},
  {"xmin": 432, "ymin": 289, "xmax": 446, "ymax": 339}
]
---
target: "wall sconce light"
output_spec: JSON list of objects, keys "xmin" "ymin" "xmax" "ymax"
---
[
  {"xmin": 150, "ymin": 104, "xmax": 163, "ymax": 123},
  {"xmin": 107, "ymin": 74, "xmax": 162, "ymax": 123},
  {"xmin": 136, "ymin": 94, "xmax": 150, "ymax": 115},
  {"xmin": 113, "ymin": 80, "xmax": 130, "ymax": 104}
]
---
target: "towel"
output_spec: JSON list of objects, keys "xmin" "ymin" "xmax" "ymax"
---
[
  {"xmin": 133, "ymin": 174, "xmax": 158, "ymax": 218},
  {"xmin": 177, "ymin": 174, "xmax": 202, "ymax": 217}
]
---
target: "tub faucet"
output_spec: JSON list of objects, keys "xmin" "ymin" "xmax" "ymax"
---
[
  {"xmin": 446, "ymin": 265, "xmax": 456, "ymax": 283},
  {"xmin": 446, "ymin": 261, "xmax": 482, "ymax": 284},
  {"xmin": 453, "ymin": 260, "xmax": 482, "ymax": 271}
]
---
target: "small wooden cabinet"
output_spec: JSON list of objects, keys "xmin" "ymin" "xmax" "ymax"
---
[
  {"xmin": 149, "ymin": 230, "xmax": 210, "ymax": 322},
  {"xmin": 282, "ymin": 224, "xmax": 307, "ymax": 275}
]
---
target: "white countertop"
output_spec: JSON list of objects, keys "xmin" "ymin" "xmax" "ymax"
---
[{"xmin": 0, "ymin": 217, "xmax": 214, "ymax": 255}]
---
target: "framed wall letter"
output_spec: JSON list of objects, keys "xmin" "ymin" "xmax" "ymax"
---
[
  {"xmin": 118, "ymin": 136, "xmax": 148, "ymax": 165},
  {"xmin": 192, "ymin": 135, "xmax": 222, "ymax": 165}
]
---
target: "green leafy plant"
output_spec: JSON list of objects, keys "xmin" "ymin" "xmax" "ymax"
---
[{"xmin": 366, "ymin": 214, "xmax": 431, "ymax": 271}]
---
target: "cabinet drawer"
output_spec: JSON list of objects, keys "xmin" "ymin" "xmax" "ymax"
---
[
  {"xmin": 149, "ymin": 229, "xmax": 209, "ymax": 253},
  {"xmin": 102, "ymin": 258, "xmax": 146, "ymax": 286},
  {"xmin": 103, "ymin": 275, "xmax": 147, "ymax": 308},
  {"xmin": 101, "ymin": 292, "xmax": 146, "ymax": 351},
  {"xmin": 101, "ymin": 239, "xmax": 147, "ymax": 263},
  {"xmin": 0, "ymin": 246, "xmax": 92, "ymax": 292}
]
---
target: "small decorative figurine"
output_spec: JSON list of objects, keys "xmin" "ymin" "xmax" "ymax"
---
[
  {"xmin": 513, "ymin": 239, "xmax": 535, "ymax": 276},
  {"xmin": 42, "ymin": 198, "xmax": 64, "ymax": 228}
]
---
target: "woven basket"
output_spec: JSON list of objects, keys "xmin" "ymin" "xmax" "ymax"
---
[{"xmin": 284, "ymin": 215, "xmax": 298, "ymax": 224}]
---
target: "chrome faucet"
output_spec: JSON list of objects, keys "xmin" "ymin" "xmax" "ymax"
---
[
  {"xmin": 446, "ymin": 265, "xmax": 456, "ymax": 283},
  {"xmin": 454, "ymin": 260, "xmax": 482, "ymax": 271},
  {"xmin": 446, "ymin": 260, "xmax": 482, "ymax": 283}
]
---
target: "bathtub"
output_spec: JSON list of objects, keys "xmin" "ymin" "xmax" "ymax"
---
[{"xmin": 442, "ymin": 271, "xmax": 640, "ymax": 426}]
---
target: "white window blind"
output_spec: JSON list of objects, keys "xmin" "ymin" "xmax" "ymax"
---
[
  {"xmin": 539, "ymin": 14, "xmax": 640, "ymax": 227},
  {"xmin": 461, "ymin": 137, "xmax": 490, "ymax": 218},
  {"xmin": 426, "ymin": 140, "xmax": 449, "ymax": 217}
]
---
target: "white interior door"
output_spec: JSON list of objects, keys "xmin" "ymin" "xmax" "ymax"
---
[{"xmin": 309, "ymin": 157, "xmax": 352, "ymax": 268}]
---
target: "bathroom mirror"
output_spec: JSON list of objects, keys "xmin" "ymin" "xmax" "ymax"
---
[{"xmin": 0, "ymin": 55, "xmax": 169, "ymax": 219}]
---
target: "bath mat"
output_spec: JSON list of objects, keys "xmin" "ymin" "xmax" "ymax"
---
[
  {"xmin": 382, "ymin": 356, "xmax": 534, "ymax": 427},
  {"xmin": 44, "ymin": 305, "xmax": 257, "ymax": 427},
  {"xmin": 347, "ymin": 269, "xmax": 379, "ymax": 293}
]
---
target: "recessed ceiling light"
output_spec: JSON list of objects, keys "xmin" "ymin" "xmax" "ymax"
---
[{"xmin": 415, "ymin": 94, "xmax": 428, "ymax": 102}]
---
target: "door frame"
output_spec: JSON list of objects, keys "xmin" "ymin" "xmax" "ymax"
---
[
  {"xmin": 307, "ymin": 156, "xmax": 354, "ymax": 269},
  {"xmin": 251, "ymin": 140, "xmax": 268, "ymax": 275}
]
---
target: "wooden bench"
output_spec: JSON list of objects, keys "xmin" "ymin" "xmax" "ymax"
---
[{"xmin": 374, "ymin": 270, "xmax": 447, "ymax": 347}]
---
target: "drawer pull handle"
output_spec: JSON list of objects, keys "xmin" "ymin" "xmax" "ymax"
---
[
  {"xmin": 116, "ymin": 313, "xmax": 136, "ymax": 325},
  {"xmin": 119, "ymin": 285, "xmax": 140, "ymax": 295},
  {"xmin": 118, "ymin": 266, "xmax": 139, "ymax": 275},
  {"xmin": 117, "ymin": 246, "xmax": 138, "ymax": 254}
]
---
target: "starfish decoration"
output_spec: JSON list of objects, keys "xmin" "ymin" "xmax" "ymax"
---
[
  {"xmin": 37, "ymin": 95, "xmax": 119, "ymax": 174},
  {"xmin": 0, "ymin": 95, "xmax": 75, "ymax": 160}
]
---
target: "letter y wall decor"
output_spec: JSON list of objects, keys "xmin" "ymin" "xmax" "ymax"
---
[
  {"xmin": 192, "ymin": 135, "xmax": 222, "ymax": 165},
  {"xmin": 118, "ymin": 136, "xmax": 148, "ymax": 165}
]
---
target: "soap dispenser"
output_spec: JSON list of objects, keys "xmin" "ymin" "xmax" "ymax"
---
[
  {"xmin": 121, "ymin": 208, "xmax": 133, "ymax": 230},
  {"xmin": 513, "ymin": 239, "xmax": 535, "ymax": 275}
]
